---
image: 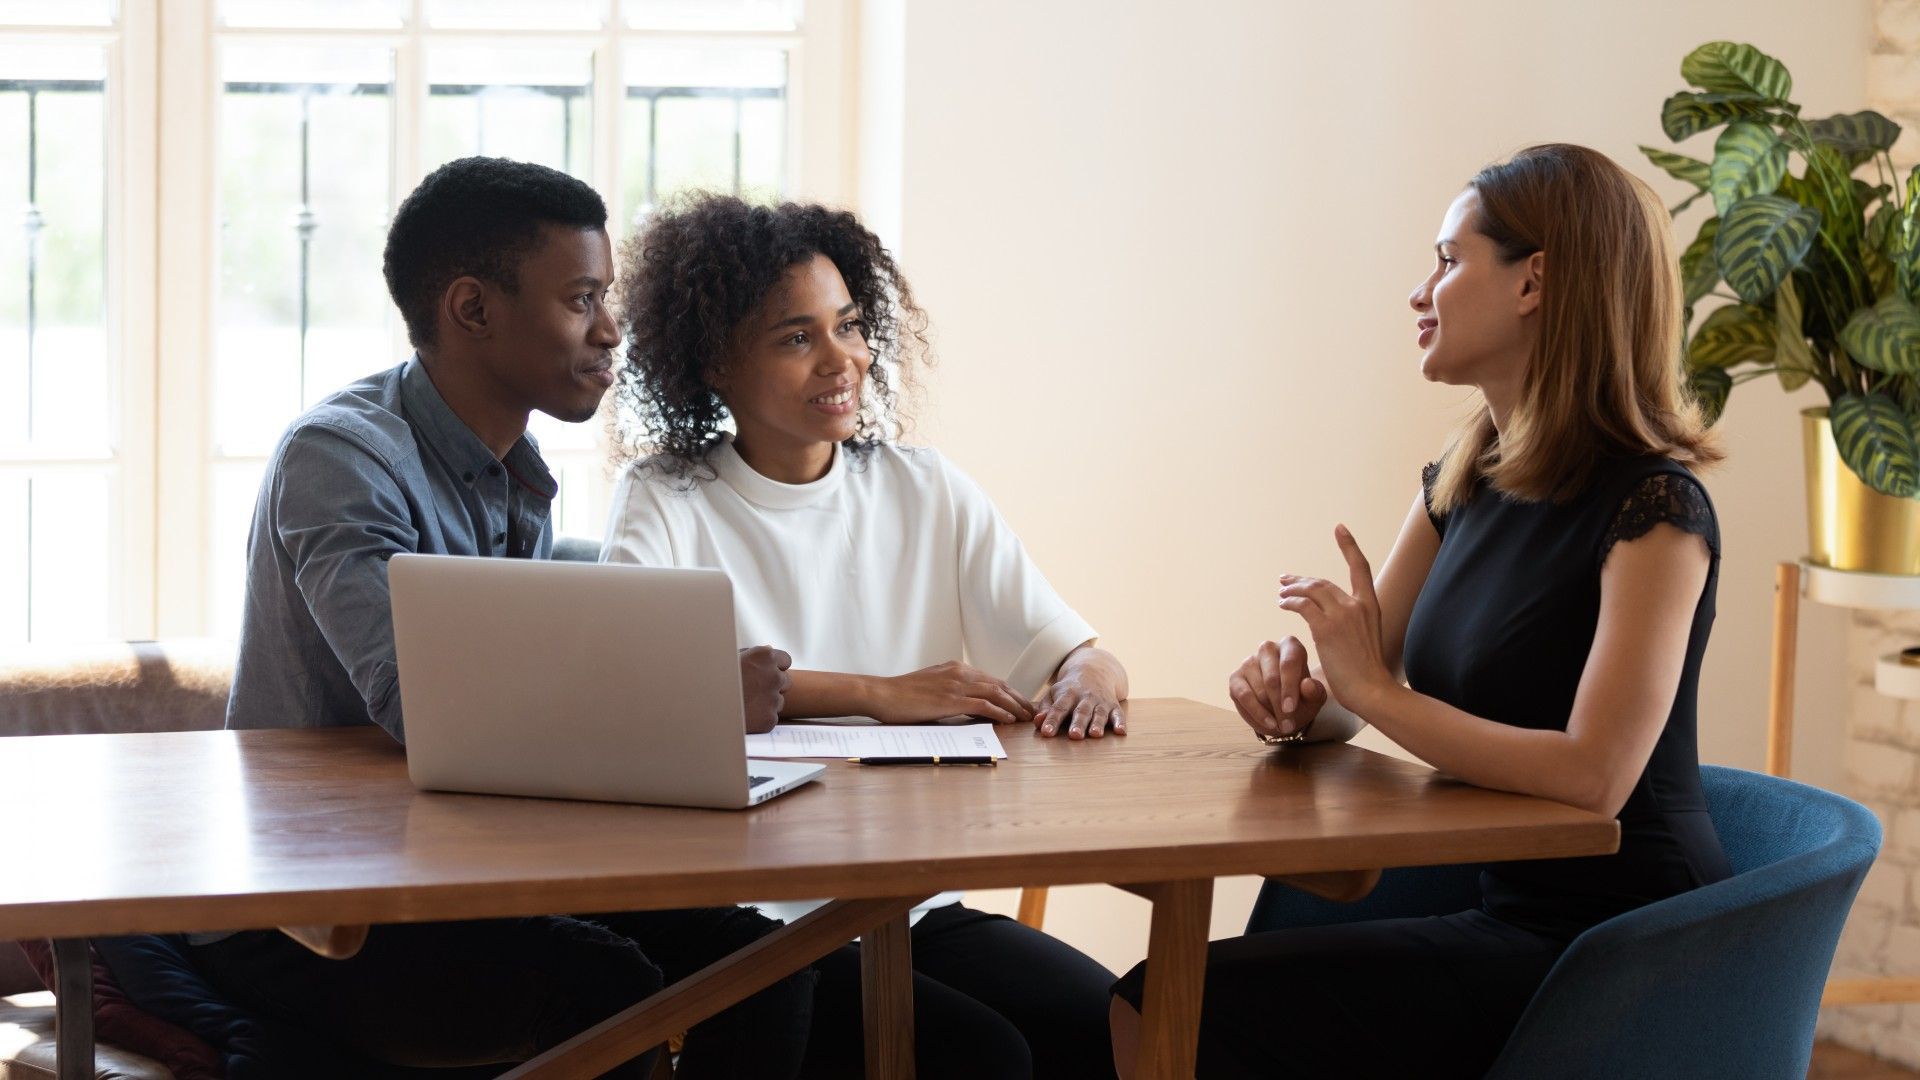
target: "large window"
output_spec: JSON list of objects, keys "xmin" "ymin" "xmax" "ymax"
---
[
  {"xmin": 0, "ymin": 0, "xmax": 852, "ymax": 644},
  {"xmin": 0, "ymin": 1, "xmax": 153, "ymax": 645}
]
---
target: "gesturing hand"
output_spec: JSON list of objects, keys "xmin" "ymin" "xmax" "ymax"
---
[
  {"xmin": 870, "ymin": 661, "xmax": 1038, "ymax": 725},
  {"xmin": 739, "ymin": 645, "xmax": 793, "ymax": 734},
  {"xmin": 1275, "ymin": 525, "xmax": 1393, "ymax": 711}
]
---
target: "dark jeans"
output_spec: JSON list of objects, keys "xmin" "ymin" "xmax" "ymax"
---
[
  {"xmin": 189, "ymin": 906, "xmax": 814, "ymax": 1079},
  {"xmin": 1111, "ymin": 909, "xmax": 1566, "ymax": 1080},
  {"xmin": 802, "ymin": 902, "xmax": 1118, "ymax": 1080}
]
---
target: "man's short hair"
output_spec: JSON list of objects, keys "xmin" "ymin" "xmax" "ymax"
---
[{"xmin": 382, "ymin": 156, "xmax": 608, "ymax": 349}]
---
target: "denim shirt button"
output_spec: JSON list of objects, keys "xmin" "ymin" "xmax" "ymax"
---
[{"xmin": 461, "ymin": 471, "xmax": 475, "ymax": 483}]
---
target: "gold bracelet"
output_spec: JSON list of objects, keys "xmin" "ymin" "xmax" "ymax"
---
[{"xmin": 1256, "ymin": 717, "xmax": 1315, "ymax": 746}]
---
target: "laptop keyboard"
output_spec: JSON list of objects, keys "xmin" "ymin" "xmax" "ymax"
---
[{"xmin": 749, "ymin": 774, "xmax": 775, "ymax": 788}]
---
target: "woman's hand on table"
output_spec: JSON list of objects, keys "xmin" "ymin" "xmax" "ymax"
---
[
  {"xmin": 868, "ymin": 662, "xmax": 1037, "ymax": 726},
  {"xmin": 1034, "ymin": 645, "xmax": 1128, "ymax": 739},
  {"xmin": 1228, "ymin": 635, "xmax": 1327, "ymax": 738}
]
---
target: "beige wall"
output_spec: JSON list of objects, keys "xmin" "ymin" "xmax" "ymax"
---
[{"xmin": 873, "ymin": 0, "xmax": 1865, "ymax": 977}]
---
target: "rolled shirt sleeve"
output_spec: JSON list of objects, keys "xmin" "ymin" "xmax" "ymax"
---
[
  {"xmin": 942, "ymin": 457, "xmax": 1098, "ymax": 699},
  {"xmin": 273, "ymin": 425, "xmax": 419, "ymax": 741}
]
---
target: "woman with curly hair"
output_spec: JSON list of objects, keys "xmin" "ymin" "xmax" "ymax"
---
[{"xmin": 602, "ymin": 193, "xmax": 1126, "ymax": 1080}]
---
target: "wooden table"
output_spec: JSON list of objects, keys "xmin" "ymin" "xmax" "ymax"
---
[{"xmin": 0, "ymin": 698, "xmax": 1617, "ymax": 1079}]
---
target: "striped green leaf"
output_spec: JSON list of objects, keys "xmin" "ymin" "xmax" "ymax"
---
[
  {"xmin": 1688, "ymin": 367, "xmax": 1732, "ymax": 425},
  {"xmin": 1831, "ymin": 393, "xmax": 1920, "ymax": 497},
  {"xmin": 1681, "ymin": 42, "xmax": 1793, "ymax": 101},
  {"xmin": 1869, "ymin": 196, "xmax": 1901, "ymax": 253},
  {"xmin": 1688, "ymin": 303, "xmax": 1775, "ymax": 369},
  {"xmin": 1840, "ymin": 294, "xmax": 1920, "ymax": 375},
  {"xmin": 1640, "ymin": 146, "xmax": 1710, "ymax": 189},
  {"xmin": 1868, "ymin": 245, "xmax": 1897, "ymax": 300},
  {"xmin": 1809, "ymin": 110, "xmax": 1902, "ymax": 156},
  {"xmin": 1680, "ymin": 216, "xmax": 1720, "ymax": 308},
  {"xmin": 1899, "ymin": 167, "xmax": 1920, "ymax": 302},
  {"xmin": 1713, "ymin": 194, "xmax": 1820, "ymax": 302},
  {"xmin": 1773, "ymin": 276, "xmax": 1817, "ymax": 390},
  {"xmin": 1709, "ymin": 122, "xmax": 1789, "ymax": 216},
  {"xmin": 1800, "ymin": 145, "xmax": 1864, "ymax": 255},
  {"xmin": 1662, "ymin": 92, "xmax": 1774, "ymax": 141}
]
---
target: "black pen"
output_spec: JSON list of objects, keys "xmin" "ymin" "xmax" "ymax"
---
[{"xmin": 850, "ymin": 756, "xmax": 998, "ymax": 766}]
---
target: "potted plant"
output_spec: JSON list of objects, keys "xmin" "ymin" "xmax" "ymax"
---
[{"xmin": 1646, "ymin": 41, "xmax": 1920, "ymax": 573}]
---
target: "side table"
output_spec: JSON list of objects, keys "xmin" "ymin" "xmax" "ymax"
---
[{"xmin": 1771, "ymin": 560, "xmax": 1920, "ymax": 1005}]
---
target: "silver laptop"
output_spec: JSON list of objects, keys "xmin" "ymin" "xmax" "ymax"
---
[{"xmin": 389, "ymin": 553, "xmax": 823, "ymax": 809}]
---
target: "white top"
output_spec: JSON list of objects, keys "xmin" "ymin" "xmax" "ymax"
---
[{"xmin": 603, "ymin": 436, "xmax": 1098, "ymax": 924}]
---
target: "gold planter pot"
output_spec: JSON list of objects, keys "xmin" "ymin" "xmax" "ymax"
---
[{"xmin": 1806, "ymin": 407, "xmax": 1920, "ymax": 574}]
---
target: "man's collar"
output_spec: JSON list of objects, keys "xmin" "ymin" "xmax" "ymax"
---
[{"xmin": 401, "ymin": 354, "xmax": 557, "ymax": 498}]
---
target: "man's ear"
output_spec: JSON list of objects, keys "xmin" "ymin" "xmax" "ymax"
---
[
  {"xmin": 1516, "ymin": 251, "xmax": 1545, "ymax": 318},
  {"xmin": 443, "ymin": 276, "xmax": 491, "ymax": 340}
]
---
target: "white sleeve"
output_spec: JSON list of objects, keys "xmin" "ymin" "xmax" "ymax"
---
[
  {"xmin": 941, "ymin": 454, "xmax": 1098, "ymax": 699},
  {"xmin": 601, "ymin": 465, "xmax": 678, "ymax": 567}
]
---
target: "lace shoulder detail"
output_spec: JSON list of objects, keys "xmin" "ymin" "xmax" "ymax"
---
[
  {"xmin": 1420, "ymin": 460, "xmax": 1444, "ymax": 533},
  {"xmin": 1602, "ymin": 471, "xmax": 1718, "ymax": 563}
]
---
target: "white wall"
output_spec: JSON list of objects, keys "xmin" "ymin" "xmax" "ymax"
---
[{"xmin": 876, "ymin": 0, "xmax": 1865, "ymax": 977}]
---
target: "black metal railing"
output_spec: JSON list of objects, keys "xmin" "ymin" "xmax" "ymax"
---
[
  {"xmin": 219, "ymin": 78, "xmax": 783, "ymax": 403},
  {"xmin": 2, "ymin": 76, "xmax": 108, "ymax": 642}
]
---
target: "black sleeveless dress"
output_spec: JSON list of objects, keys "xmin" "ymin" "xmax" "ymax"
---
[
  {"xmin": 1112, "ymin": 453, "xmax": 1730, "ymax": 1079},
  {"xmin": 1404, "ymin": 453, "xmax": 1731, "ymax": 939}
]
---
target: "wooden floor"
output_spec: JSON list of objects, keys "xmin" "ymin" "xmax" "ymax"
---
[{"xmin": 1813, "ymin": 1040, "xmax": 1920, "ymax": 1079}]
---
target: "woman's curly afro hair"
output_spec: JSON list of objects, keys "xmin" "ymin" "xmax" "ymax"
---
[{"xmin": 612, "ymin": 193, "xmax": 930, "ymax": 471}]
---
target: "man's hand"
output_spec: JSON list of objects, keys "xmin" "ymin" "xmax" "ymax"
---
[{"xmin": 740, "ymin": 646, "xmax": 793, "ymax": 734}]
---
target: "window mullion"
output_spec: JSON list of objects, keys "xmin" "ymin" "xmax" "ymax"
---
[
  {"xmin": 114, "ymin": 0, "xmax": 159, "ymax": 638},
  {"xmin": 153, "ymin": 0, "xmax": 218, "ymax": 637}
]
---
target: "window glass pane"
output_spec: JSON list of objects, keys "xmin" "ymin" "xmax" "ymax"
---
[
  {"xmin": 547, "ymin": 456, "xmax": 606, "ymax": 542},
  {"xmin": 0, "ymin": 475, "xmax": 23, "ymax": 643},
  {"xmin": 216, "ymin": 44, "xmax": 394, "ymax": 458},
  {"xmin": 210, "ymin": 461, "xmax": 267, "ymax": 641},
  {"xmin": 26, "ymin": 468, "xmax": 111, "ymax": 642},
  {"xmin": 0, "ymin": 44, "xmax": 108, "ymax": 458},
  {"xmin": 424, "ymin": 46, "xmax": 592, "ymax": 177},
  {"xmin": 0, "ymin": 0, "xmax": 113, "ymax": 26},
  {"xmin": 426, "ymin": 0, "xmax": 603, "ymax": 30},
  {"xmin": 624, "ymin": 0, "xmax": 798, "ymax": 31},
  {"xmin": 219, "ymin": 0, "xmax": 405, "ymax": 29},
  {"xmin": 621, "ymin": 46, "xmax": 786, "ymax": 224}
]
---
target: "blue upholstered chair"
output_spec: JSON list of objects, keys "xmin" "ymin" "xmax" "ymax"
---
[{"xmin": 1245, "ymin": 766, "xmax": 1880, "ymax": 1080}]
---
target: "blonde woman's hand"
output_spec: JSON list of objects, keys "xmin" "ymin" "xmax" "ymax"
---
[
  {"xmin": 1275, "ymin": 525, "xmax": 1394, "ymax": 713},
  {"xmin": 1227, "ymin": 635, "xmax": 1327, "ymax": 737}
]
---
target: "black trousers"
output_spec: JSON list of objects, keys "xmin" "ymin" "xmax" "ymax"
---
[
  {"xmin": 1111, "ymin": 909, "xmax": 1565, "ymax": 1080},
  {"xmin": 189, "ymin": 906, "xmax": 814, "ymax": 1079},
  {"xmin": 801, "ymin": 902, "xmax": 1118, "ymax": 1080}
]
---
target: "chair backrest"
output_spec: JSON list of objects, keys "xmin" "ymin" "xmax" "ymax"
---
[
  {"xmin": 1484, "ymin": 766, "xmax": 1880, "ymax": 1080},
  {"xmin": 552, "ymin": 536, "xmax": 602, "ymax": 563}
]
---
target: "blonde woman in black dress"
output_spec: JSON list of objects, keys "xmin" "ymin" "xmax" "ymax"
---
[{"xmin": 1111, "ymin": 144, "xmax": 1728, "ymax": 1078}]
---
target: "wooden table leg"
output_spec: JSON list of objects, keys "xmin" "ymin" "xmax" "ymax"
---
[
  {"xmin": 1768, "ymin": 560, "xmax": 1800, "ymax": 779},
  {"xmin": 52, "ymin": 938, "xmax": 93, "ymax": 1080},
  {"xmin": 862, "ymin": 909, "xmax": 915, "ymax": 1080},
  {"xmin": 501, "ymin": 895, "xmax": 928, "ymax": 1079},
  {"xmin": 1129, "ymin": 879, "xmax": 1213, "ymax": 1080}
]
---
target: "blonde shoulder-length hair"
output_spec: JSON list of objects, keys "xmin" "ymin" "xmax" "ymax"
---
[{"xmin": 1429, "ymin": 143, "xmax": 1722, "ymax": 514}]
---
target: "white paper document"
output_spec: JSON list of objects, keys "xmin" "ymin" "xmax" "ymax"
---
[{"xmin": 745, "ymin": 723, "xmax": 1009, "ymax": 760}]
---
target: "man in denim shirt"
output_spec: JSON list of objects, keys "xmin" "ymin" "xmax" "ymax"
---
[{"xmin": 189, "ymin": 157, "xmax": 811, "ymax": 1079}]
